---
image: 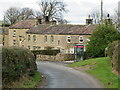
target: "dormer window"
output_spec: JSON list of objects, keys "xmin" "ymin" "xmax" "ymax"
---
[
  {"xmin": 79, "ymin": 36, "xmax": 83, "ymax": 43},
  {"xmin": 67, "ymin": 36, "xmax": 71, "ymax": 43}
]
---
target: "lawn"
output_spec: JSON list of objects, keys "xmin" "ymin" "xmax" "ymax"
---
[
  {"xmin": 10, "ymin": 72, "xmax": 42, "ymax": 88},
  {"xmin": 68, "ymin": 57, "xmax": 119, "ymax": 88}
]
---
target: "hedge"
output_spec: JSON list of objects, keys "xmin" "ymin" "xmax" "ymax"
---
[
  {"xmin": 2, "ymin": 47, "xmax": 37, "ymax": 87},
  {"xmin": 107, "ymin": 41, "xmax": 120, "ymax": 74},
  {"xmin": 31, "ymin": 50, "xmax": 60, "ymax": 58}
]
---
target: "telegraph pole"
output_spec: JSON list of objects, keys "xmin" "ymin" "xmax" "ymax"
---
[{"xmin": 101, "ymin": 0, "xmax": 103, "ymax": 24}]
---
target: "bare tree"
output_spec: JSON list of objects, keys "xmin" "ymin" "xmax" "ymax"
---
[
  {"xmin": 37, "ymin": 0, "xmax": 67, "ymax": 21},
  {"xmin": 19, "ymin": 8, "xmax": 34, "ymax": 20},
  {"xmin": 90, "ymin": 9, "xmax": 109, "ymax": 24},
  {"xmin": 5, "ymin": 7, "xmax": 20, "ymax": 25},
  {"xmin": 111, "ymin": 9, "xmax": 118, "ymax": 24},
  {"xmin": 4, "ymin": 7, "xmax": 35, "ymax": 25},
  {"xmin": 57, "ymin": 18, "xmax": 69, "ymax": 24}
]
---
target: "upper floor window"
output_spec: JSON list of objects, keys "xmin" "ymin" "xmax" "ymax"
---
[
  {"xmin": 79, "ymin": 36, "xmax": 84, "ymax": 43},
  {"xmin": 51, "ymin": 35, "xmax": 54, "ymax": 43},
  {"xmin": 33, "ymin": 35, "xmax": 36, "ymax": 42},
  {"xmin": 67, "ymin": 36, "xmax": 71, "ymax": 43},
  {"xmin": 28, "ymin": 35, "xmax": 31, "ymax": 41},
  {"xmin": 13, "ymin": 30, "xmax": 16, "ymax": 37},
  {"xmin": 13, "ymin": 39, "xmax": 16, "ymax": 46},
  {"xmin": 44, "ymin": 36, "xmax": 47, "ymax": 42}
]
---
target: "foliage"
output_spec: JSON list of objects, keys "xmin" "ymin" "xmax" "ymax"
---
[
  {"xmin": 107, "ymin": 41, "xmax": 120, "ymax": 73},
  {"xmin": 4, "ymin": 7, "xmax": 34, "ymax": 25},
  {"xmin": 86, "ymin": 24, "xmax": 120, "ymax": 58},
  {"xmin": 68, "ymin": 57, "xmax": 119, "ymax": 88},
  {"xmin": 2, "ymin": 47, "xmax": 37, "ymax": 87},
  {"xmin": 8, "ymin": 72, "xmax": 42, "ymax": 88}
]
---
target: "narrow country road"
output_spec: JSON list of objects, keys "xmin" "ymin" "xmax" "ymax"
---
[{"xmin": 36, "ymin": 61, "xmax": 105, "ymax": 88}]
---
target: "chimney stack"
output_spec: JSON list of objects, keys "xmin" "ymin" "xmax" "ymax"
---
[
  {"xmin": 105, "ymin": 14, "xmax": 112, "ymax": 25},
  {"xmin": 86, "ymin": 15, "xmax": 93, "ymax": 25},
  {"xmin": 36, "ymin": 16, "xmax": 42, "ymax": 26},
  {"xmin": 45, "ymin": 16, "xmax": 49, "ymax": 24},
  {"xmin": 51, "ymin": 18, "xmax": 57, "ymax": 25},
  {"xmin": 38, "ymin": 17, "xmax": 42, "ymax": 24}
]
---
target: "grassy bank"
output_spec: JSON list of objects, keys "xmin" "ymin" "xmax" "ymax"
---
[
  {"xmin": 9, "ymin": 72, "xmax": 42, "ymax": 88},
  {"xmin": 68, "ymin": 57, "xmax": 119, "ymax": 88}
]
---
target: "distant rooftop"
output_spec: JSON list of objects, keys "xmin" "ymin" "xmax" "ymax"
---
[{"xmin": 9, "ymin": 20, "xmax": 37, "ymax": 29}]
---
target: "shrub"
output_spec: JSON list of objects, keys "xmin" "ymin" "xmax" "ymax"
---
[
  {"xmin": 2, "ymin": 47, "xmax": 37, "ymax": 87},
  {"xmin": 86, "ymin": 24, "xmax": 120, "ymax": 58},
  {"xmin": 107, "ymin": 41, "xmax": 120, "ymax": 74}
]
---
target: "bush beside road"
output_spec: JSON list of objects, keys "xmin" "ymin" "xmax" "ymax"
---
[{"xmin": 2, "ymin": 47, "xmax": 39, "ymax": 88}]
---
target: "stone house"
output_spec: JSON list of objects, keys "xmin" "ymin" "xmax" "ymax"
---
[
  {"xmin": 8, "ymin": 20, "xmax": 37, "ymax": 47},
  {"xmin": 26, "ymin": 24, "xmax": 95, "ymax": 54},
  {"xmin": 7, "ymin": 16, "xmax": 95, "ymax": 54}
]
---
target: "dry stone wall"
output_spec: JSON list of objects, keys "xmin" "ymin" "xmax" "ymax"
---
[{"xmin": 36, "ymin": 53, "xmax": 75, "ymax": 61}]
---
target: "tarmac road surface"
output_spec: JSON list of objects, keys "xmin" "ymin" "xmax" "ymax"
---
[{"xmin": 37, "ymin": 61, "xmax": 105, "ymax": 88}]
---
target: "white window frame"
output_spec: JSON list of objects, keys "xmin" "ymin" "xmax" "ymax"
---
[
  {"xmin": 67, "ymin": 36, "xmax": 71, "ymax": 43},
  {"xmin": 79, "ymin": 36, "xmax": 84, "ymax": 43}
]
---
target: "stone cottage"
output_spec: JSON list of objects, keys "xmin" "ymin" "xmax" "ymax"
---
[{"xmin": 26, "ymin": 24, "xmax": 95, "ymax": 54}]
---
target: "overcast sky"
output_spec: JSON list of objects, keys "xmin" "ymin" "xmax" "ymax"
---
[{"xmin": 0, "ymin": 0, "xmax": 119, "ymax": 24}]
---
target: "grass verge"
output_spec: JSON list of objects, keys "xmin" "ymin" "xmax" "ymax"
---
[
  {"xmin": 68, "ymin": 57, "xmax": 119, "ymax": 88},
  {"xmin": 10, "ymin": 72, "xmax": 42, "ymax": 88}
]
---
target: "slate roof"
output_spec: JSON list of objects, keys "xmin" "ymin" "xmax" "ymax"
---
[
  {"xmin": 9, "ymin": 20, "xmax": 37, "ymax": 29},
  {"xmin": 26, "ymin": 25, "xmax": 50, "ymax": 34},
  {"xmin": 26, "ymin": 24, "xmax": 96, "ymax": 35}
]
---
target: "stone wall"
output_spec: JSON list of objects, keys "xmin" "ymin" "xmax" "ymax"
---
[{"xmin": 36, "ymin": 53, "xmax": 75, "ymax": 61}]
